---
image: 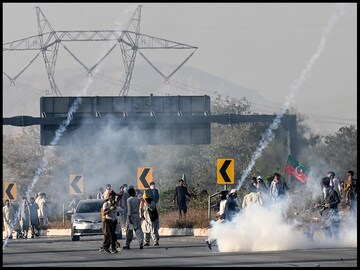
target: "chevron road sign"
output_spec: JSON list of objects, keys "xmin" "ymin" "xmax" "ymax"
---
[
  {"xmin": 4, "ymin": 182, "xmax": 16, "ymax": 201},
  {"xmin": 217, "ymin": 159, "xmax": 234, "ymax": 184},
  {"xmin": 70, "ymin": 174, "xmax": 84, "ymax": 194},
  {"xmin": 137, "ymin": 167, "xmax": 153, "ymax": 190}
]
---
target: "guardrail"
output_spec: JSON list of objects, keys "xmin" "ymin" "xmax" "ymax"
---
[{"xmin": 207, "ymin": 188, "xmax": 228, "ymax": 220}]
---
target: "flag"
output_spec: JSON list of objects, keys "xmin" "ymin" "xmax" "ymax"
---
[
  {"xmin": 284, "ymin": 155, "xmax": 310, "ymax": 183},
  {"xmin": 181, "ymin": 173, "xmax": 189, "ymax": 186}
]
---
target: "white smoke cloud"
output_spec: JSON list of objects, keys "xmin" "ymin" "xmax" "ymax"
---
[{"xmin": 209, "ymin": 197, "xmax": 357, "ymax": 252}]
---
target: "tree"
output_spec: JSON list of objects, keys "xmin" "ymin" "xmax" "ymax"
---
[{"xmin": 322, "ymin": 125, "xmax": 357, "ymax": 179}]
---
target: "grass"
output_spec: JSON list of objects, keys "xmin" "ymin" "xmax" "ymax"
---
[{"xmin": 160, "ymin": 208, "xmax": 211, "ymax": 228}]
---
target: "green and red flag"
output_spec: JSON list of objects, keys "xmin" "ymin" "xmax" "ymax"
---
[{"xmin": 284, "ymin": 155, "xmax": 310, "ymax": 184}]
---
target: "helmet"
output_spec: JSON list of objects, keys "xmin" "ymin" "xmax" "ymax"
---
[
  {"xmin": 229, "ymin": 189, "xmax": 237, "ymax": 194},
  {"xmin": 143, "ymin": 192, "xmax": 149, "ymax": 199}
]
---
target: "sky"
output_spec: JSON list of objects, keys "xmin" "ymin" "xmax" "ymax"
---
[{"xmin": 2, "ymin": 2, "xmax": 357, "ymax": 135}]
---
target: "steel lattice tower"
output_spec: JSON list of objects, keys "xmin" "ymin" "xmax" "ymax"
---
[{"xmin": 3, "ymin": 5, "xmax": 198, "ymax": 96}]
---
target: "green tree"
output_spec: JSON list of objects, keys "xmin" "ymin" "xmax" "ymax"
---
[{"xmin": 320, "ymin": 125, "xmax": 357, "ymax": 179}]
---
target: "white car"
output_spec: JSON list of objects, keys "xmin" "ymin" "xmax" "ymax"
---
[{"xmin": 69, "ymin": 198, "xmax": 121, "ymax": 241}]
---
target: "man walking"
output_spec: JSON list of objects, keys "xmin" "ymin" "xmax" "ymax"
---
[
  {"xmin": 123, "ymin": 187, "xmax": 144, "ymax": 250},
  {"xmin": 29, "ymin": 197, "xmax": 40, "ymax": 238}
]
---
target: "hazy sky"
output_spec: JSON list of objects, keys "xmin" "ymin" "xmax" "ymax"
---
[{"xmin": 2, "ymin": 3, "xmax": 357, "ymax": 135}]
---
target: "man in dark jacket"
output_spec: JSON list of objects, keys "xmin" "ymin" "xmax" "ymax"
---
[
  {"xmin": 173, "ymin": 179, "xmax": 192, "ymax": 219},
  {"xmin": 315, "ymin": 176, "xmax": 341, "ymax": 240},
  {"xmin": 224, "ymin": 189, "xmax": 239, "ymax": 221},
  {"xmin": 28, "ymin": 197, "xmax": 40, "ymax": 238},
  {"xmin": 145, "ymin": 181, "xmax": 159, "ymax": 205}
]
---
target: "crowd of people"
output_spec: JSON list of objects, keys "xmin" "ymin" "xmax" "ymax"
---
[
  {"xmin": 3, "ymin": 192, "xmax": 50, "ymax": 240},
  {"xmin": 3, "ymin": 169, "xmax": 356, "ymax": 251},
  {"xmin": 95, "ymin": 182, "xmax": 161, "ymax": 254},
  {"xmin": 94, "ymin": 179, "xmax": 194, "ymax": 254},
  {"xmin": 205, "ymin": 169, "xmax": 357, "ymax": 249}
]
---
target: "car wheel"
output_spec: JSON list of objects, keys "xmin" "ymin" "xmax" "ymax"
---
[
  {"xmin": 71, "ymin": 227, "xmax": 80, "ymax": 241},
  {"xmin": 71, "ymin": 234, "xmax": 80, "ymax": 241}
]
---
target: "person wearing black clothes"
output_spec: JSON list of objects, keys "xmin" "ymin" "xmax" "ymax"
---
[
  {"xmin": 173, "ymin": 179, "xmax": 192, "ymax": 219},
  {"xmin": 145, "ymin": 181, "xmax": 160, "ymax": 205},
  {"xmin": 248, "ymin": 177, "xmax": 258, "ymax": 193},
  {"xmin": 224, "ymin": 189, "xmax": 239, "ymax": 221},
  {"xmin": 28, "ymin": 197, "xmax": 40, "ymax": 238},
  {"xmin": 315, "ymin": 176, "xmax": 341, "ymax": 240}
]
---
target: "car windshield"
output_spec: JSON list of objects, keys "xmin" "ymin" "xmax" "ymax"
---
[{"xmin": 76, "ymin": 201, "xmax": 103, "ymax": 213}]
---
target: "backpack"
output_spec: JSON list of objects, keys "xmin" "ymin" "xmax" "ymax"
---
[{"xmin": 148, "ymin": 207, "xmax": 159, "ymax": 222}]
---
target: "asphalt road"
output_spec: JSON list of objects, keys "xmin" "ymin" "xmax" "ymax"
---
[{"xmin": 2, "ymin": 235, "xmax": 357, "ymax": 267}]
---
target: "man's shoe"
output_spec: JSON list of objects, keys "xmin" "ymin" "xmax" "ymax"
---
[
  {"xmin": 111, "ymin": 250, "xmax": 118, "ymax": 254},
  {"xmin": 205, "ymin": 240, "xmax": 212, "ymax": 250},
  {"xmin": 122, "ymin": 246, "xmax": 130, "ymax": 250},
  {"xmin": 116, "ymin": 241, "xmax": 121, "ymax": 249},
  {"xmin": 139, "ymin": 244, "xmax": 143, "ymax": 249},
  {"xmin": 99, "ymin": 247, "xmax": 104, "ymax": 252},
  {"xmin": 103, "ymin": 248, "xmax": 111, "ymax": 254},
  {"xmin": 143, "ymin": 242, "xmax": 150, "ymax": 246},
  {"xmin": 153, "ymin": 242, "xmax": 159, "ymax": 246}
]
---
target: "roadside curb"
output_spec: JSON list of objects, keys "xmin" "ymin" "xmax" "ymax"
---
[{"xmin": 4, "ymin": 228, "xmax": 209, "ymax": 238}]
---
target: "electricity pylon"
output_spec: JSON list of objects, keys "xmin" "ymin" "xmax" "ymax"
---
[{"xmin": 3, "ymin": 5, "xmax": 198, "ymax": 96}]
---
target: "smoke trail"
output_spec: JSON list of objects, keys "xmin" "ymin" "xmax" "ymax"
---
[
  {"xmin": 4, "ymin": 5, "xmax": 137, "ymax": 249},
  {"xmin": 24, "ymin": 89, "xmax": 85, "ymax": 199},
  {"xmin": 235, "ymin": 3, "xmax": 345, "ymax": 191}
]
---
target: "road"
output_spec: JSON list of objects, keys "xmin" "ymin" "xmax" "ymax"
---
[{"xmin": 2, "ymin": 235, "xmax": 357, "ymax": 267}]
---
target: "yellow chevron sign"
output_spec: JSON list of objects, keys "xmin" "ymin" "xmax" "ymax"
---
[
  {"xmin": 4, "ymin": 182, "xmax": 17, "ymax": 201},
  {"xmin": 217, "ymin": 159, "xmax": 234, "ymax": 184},
  {"xmin": 137, "ymin": 167, "xmax": 153, "ymax": 190}
]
